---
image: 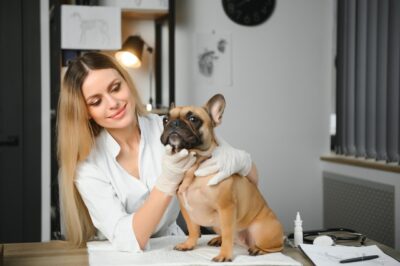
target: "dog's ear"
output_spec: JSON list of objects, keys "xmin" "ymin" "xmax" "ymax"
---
[
  {"xmin": 169, "ymin": 102, "xmax": 175, "ymax": 110},
  {"xmin": 205, "ymin": 94, "xmax": 226, "ymax": 126}
]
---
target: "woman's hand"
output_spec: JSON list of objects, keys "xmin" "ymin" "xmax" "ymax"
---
[
  {"xmin": 194, "ymin": 138, "xmax": 253, "ymax": 186},
  {"xmin": 155, "ymin": 145, "xmax": 196, "ymax": 195}
]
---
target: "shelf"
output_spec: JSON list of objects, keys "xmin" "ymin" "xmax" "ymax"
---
[
  {"xmin": 321, "ymin": 153, "xmax": 400, "ymax": 174},
  {"xmin": 122, "ymin": 11, "xmax": 168, "ymax": 20},
  {"xmin": 151, "ymin": 107, "xmax": 169, "ymax": 115},
  {"xmin": 99, "ymin": 0, "xmax": 168, "ymax": 19}
]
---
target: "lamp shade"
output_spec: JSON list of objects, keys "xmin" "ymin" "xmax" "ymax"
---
[{"xmin": 116, "ymin": 35, "xmax": 145, "ymax": 68}]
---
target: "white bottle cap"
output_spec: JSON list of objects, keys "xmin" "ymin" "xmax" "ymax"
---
[{"xmin": 295, "ymin": 211, "xmax": 302, "ymax": 226}]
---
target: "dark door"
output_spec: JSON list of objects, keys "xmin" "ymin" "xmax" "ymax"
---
[{"xmin": 0, "ymin": 0, "xmax": 42, "ymax": 243}]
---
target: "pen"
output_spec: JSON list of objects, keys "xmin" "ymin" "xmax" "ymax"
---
[{"xmin": 340, "ymin": 255, "xmax": 379, "ymax": 263}]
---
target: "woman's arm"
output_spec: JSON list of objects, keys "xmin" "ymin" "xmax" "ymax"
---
[
  {"xmin": 132, "ymin": 145, "xmax": 196, "ymax": 249},
  {"xmin": 132, "ymin": 188, "xmax": 172, "ymax": 249},
  {"xmin": 76, "ymin": 143, "xmax": 195, "ymax": 252}
]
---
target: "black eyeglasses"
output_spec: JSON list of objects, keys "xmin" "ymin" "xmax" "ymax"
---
[{"xmin": 287, "ymin": 228, "xmax": 367, "ymax": 245}]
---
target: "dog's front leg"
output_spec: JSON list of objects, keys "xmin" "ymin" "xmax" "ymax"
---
[
  {"xmin": 177, "ymin": 156, "xmax": 207, "ymax": 194},
  {"xmin": 174, "ymin": 197, "xmax": 200, "ymax": 251},
  {"xmin": 177, "ymin": 165, "xmax": 196, "ymax": 194},
  {"xmin": 213, "ymin": 203, "xmax": 236, "ymax": 262}
]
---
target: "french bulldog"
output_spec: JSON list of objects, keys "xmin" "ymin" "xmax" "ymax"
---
[{"xmin": 160, "ymin": 94, "xmax": 284, "ymax": 262}]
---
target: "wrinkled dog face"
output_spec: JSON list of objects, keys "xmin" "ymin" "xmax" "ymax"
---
[
  {"xmin": 160, "ymin": 94, "xmax": 226, "ymax": 154},
  {"xmin": 160, "ymin": 106, "xmax": 211, "ymax": 153}
]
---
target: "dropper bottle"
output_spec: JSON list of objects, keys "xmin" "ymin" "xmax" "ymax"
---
[{"xmin": 294, "ymin": 211, "xmax": 303, "ymax": 247}]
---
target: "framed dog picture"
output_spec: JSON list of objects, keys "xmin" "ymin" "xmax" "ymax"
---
[{"xmin": 61, "ymin": 5, "xmax": 121, "ymax": 50}]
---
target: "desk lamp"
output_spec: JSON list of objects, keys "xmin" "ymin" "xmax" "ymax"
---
[{"xmin": 116, "ymin": 35, "xmax": 154, "ymax": 111}]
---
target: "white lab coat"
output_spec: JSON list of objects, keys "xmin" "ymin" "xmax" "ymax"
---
[{"xmin": 75, "ymin": 114, "xmax": 183, "ymax": 252}]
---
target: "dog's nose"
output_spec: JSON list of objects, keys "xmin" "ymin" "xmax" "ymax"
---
[{"xmin": 171, "ymin": 119, "xmax": 181, "ymax": 127}]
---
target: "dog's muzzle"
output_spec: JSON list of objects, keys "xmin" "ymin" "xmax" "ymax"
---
[
  {"xmin": 161, "ymin": 119, "xmax": 202, "ymax": 152},
  {"xmin": 168, "ymin": 132, "xmax": 184, "ymax": 148}
]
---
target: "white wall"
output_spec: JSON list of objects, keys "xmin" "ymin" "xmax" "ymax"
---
[
  {"xmin": 41, "ymin": 0, "xmax": 51, "ymax": 241},
  {"xmin": 175, "ymin": 0, "xmax": 335, "ymax": 233}
]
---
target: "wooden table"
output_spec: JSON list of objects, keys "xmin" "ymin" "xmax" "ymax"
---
[
  {"xmin": 1, "ymin": 238, "xmax": 399, "ymax": 266},
  {"xmin": 1, "ymin": 241, "xmax": 88, "ymax": 266}
]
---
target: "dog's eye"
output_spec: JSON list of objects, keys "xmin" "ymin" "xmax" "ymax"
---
[
  {"xmin": 163, "ymin": 116, "xmax": 169, "ymax": 125},
  {"xmin": 189, "ymin": 116, "xmax": 198, "ymax": 123}
]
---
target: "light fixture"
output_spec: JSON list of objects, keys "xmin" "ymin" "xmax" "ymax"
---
[
  {"xmin": 116, "ymin": 35, "xmax": 143, "ymax": 68},
  {"xmin": 116, "ymin": 35, "xmax": 154, "ymax": 110}
]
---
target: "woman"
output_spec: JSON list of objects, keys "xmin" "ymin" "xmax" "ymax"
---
[{"xmin": 57, "ymin": 52, "xmax": 254, "ymax": 252}]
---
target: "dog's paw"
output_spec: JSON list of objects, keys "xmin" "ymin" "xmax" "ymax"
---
[
  {"xmin": 207, "ymin": 236, "xmax": 222, "ymax": 247},
  {"xmin": 212, "ymin": 254, "xmax": 232, "ymax": 262},
  {"xmin": 248, "ymin": 246, "xmax": 267, "ymax": 256},
  {"xmin": 174, "ymin": 242, "xmax": 195, "ymax": 251}
]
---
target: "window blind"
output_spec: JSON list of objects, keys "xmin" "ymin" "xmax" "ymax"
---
[{"xmin": 335, "ymin": 0, "xmax": 400, "ymax": 164}]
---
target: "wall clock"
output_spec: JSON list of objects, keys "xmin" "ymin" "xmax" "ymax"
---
[{"xmin": 222, "ymin": 0, "xmax": 276, "ymax": 26}]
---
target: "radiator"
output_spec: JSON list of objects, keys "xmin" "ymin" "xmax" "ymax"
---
[{"xmin": 323, "ymin": 171, "xmax": 395, "ymax": 248}]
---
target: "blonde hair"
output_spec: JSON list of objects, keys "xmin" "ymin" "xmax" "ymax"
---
[{"xmin": 57, "ymin": 52, "xmax": 147, "ymax": 247}]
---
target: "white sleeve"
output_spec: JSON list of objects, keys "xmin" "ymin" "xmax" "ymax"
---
[{"xmin": 75, "ymin": 163, "xmax": 144, "ymax": 252}]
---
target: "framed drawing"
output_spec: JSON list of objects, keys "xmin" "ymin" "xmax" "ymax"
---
[
  {"xmin": 61, "ymin": 5, "xmax": 121, "ymax": 50},
  {"xmin": 195, "ymin": 31, "xmax": 232, "ymax": 86}
]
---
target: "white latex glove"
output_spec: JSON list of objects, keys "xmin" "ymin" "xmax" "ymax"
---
[
  {"xmin": 194, "ymin": 138, "xmax": 252, "ymax": 186},
  {"xmin": 155, "ymin": 145, "xmax": 197, "ymax": 195}
]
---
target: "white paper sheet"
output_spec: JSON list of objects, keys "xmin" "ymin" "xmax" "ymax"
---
[
  {"xmin": 88, "ymin": 235, "xmax": 302, "ymax": 266},
  {"xmin": 299, "ymin": 244, "xmax": 400, "ymax": 266}
]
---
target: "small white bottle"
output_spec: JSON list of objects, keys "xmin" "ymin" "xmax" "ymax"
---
[{"xmin": 294, "ymin": 211, "xmax": 303, "ymax": 247}]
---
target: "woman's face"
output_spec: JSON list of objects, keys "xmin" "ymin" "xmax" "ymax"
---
[{"xmin": 81, "ymin": 68, "xmax": 136, "ymax": 130}]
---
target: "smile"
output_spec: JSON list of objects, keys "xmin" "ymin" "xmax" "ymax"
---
[{"xmin": 109, "ymin": 104, "xmax": 127, "ymax": 119}]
